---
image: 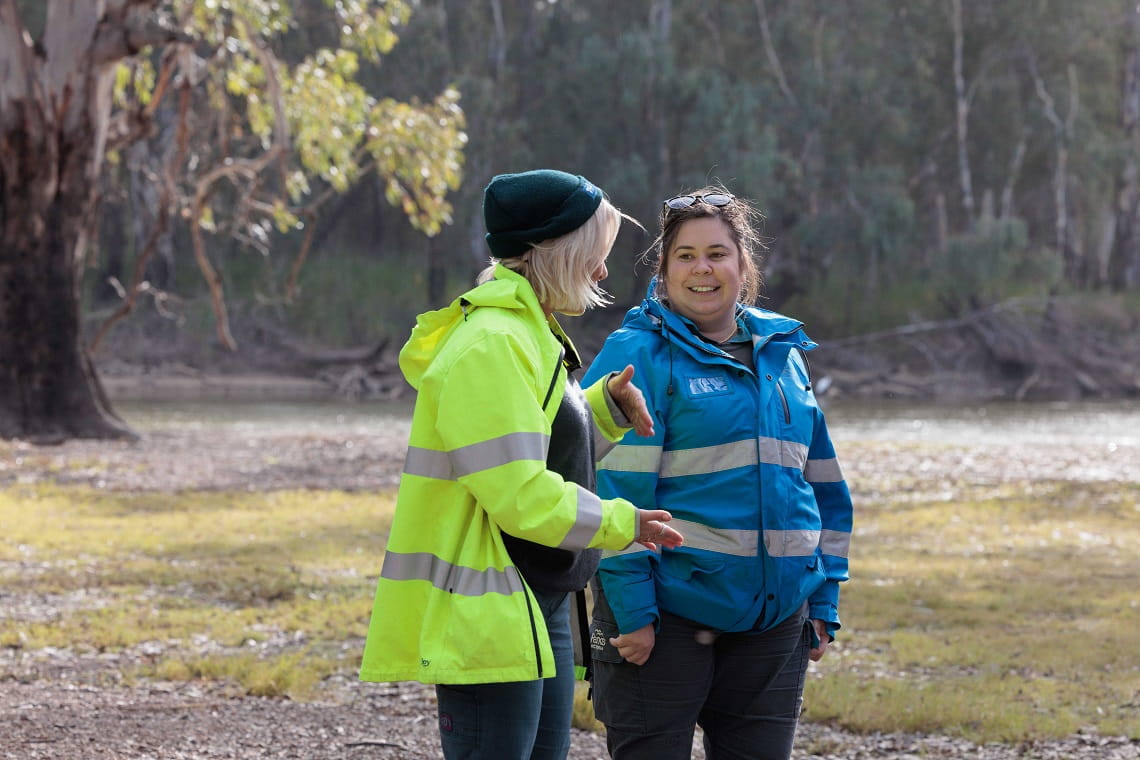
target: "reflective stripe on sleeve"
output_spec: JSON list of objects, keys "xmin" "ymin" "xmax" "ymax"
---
[
  {"xmin": 594, "ymin": 426, "xmax": 617, "ymax": 461},
  {"xmin": 804, "ymin": 457, "xmax": 844, "ymax": 483},
  {"xmin": 819, "ymin": 528, "xmax": 851, "ymax": 558},
  {"xmin": 404, "ymin": 431, "xmax": 549, "ymax": 480},
  {"xmin": 558, "ymin": 486, "xmax": 604, "ymax": 550},
  {"xmin": 380, "ymin": 551, "xmax": 525, "ymax": 597}
]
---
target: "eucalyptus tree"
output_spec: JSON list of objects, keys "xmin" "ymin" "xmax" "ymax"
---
[{"xmin": 0, "ymin": 0, "xmax": 465, "ymax": 441}]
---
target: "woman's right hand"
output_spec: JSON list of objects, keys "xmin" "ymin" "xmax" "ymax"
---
[
  {"xmin": 610, "ymin": 623, "xmax": 656, "ymax": 665},
  {"xmin": 637, "ymin": 509, "xmax": 683, "ymax": 551}
]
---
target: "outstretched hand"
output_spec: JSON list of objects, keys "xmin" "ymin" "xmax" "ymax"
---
[
  {"xmin": 637, "ymin": 509, "xmax": 682, "ymax": 552},
  {"xmin": 607, "ymin": 365, "xmax": 655, "ymax": 437}
]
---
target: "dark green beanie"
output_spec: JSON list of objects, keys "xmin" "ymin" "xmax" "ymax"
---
[{"xmin": 483, "ymin": 170, "xmax": 604, "ymax": 259}]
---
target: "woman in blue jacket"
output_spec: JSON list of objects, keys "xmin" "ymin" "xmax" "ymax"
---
[{"xmin": 583, "ymin": 188, "xmax": 853, "ymax": 760}]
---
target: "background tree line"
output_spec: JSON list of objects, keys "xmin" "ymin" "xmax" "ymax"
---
[
  {"xmin": 90, "ymin": 0, "xmax": 1140, "ymax": 355},
  {"xmin": 6, "ymin": 1, "xmax": 1139, "ymax": 440}
]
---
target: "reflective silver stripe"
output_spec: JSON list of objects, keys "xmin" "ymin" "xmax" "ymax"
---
[
  {"xmin": 804, "ymin": 457, "xmax": 844, "ymax": 483},
  {"xmin": 758, "ymin": 437, "xmax": 809, "ymax": 470},
  {"xmin": 380, "ymin": 551, "xmax": 525, "ymax": 597},
  {"xmin": 403, "ymin": 446, "xmax": 453, "ymax": 480},
  {"xmin": 404, "ymin": 431, "xmax": 549, "ymax": 481},
  {"xmin": 651, "ymin": 437, "xmax": 808, "ymax": 479},
  {"xmin": 594, "ymin": 426, "xmax": 617, "ymax": 461},
  {"xmin": 559, "ymin": 486, "xmax": 603, "ymax": 550},
  {"xmin": 599, "ymin": 443, "xmax": 662, "ymax": 473},
  {"xmin": 819, "ymin": 528, "xmax": 851, "ymax": 558},
  {"xmin": 602, "ymin": 543, "xmax": 651, "ymax": 558},
  {"xmin": 667, "ymin": 518, "xmax": 758, "ymax": 557},
  {"xmin": 661, "ymin": 440, "xmax": 754, "ymax": 478},
  {"xmin": 764, "ymin": 529, "xmax": 821, "ymax": 557}
]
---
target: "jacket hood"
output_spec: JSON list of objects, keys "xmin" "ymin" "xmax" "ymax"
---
[{"xmin": 399, "ymin": 264, "xmax": 547, "ymax": 389}]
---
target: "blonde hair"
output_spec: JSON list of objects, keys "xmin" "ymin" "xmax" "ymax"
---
[{"xmin": 478, "ymin": 198, "xmax": 633, "ymax": 315}]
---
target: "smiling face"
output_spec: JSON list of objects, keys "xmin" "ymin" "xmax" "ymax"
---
[{"xmin": 662, "ymin": 216, "xmax": 743, "ymax": 335}]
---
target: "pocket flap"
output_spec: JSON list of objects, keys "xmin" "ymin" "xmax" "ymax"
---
[{"xmin": 588, "ymin": 618, "xmax": 624, "ymax": 664}]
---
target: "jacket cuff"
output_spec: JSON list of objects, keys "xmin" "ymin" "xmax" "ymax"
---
[
  {"xmin": 602, "ymin": 372, "xmax": 632, "ymax": 426},
  {"xmin": 585, "ymin": 374, "xmax": 631, "ymax": 442}
]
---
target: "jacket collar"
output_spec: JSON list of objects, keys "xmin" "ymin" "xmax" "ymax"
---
[{"xmin": 629, "ymin": 277, "xmax": 812, "ymax": 353}]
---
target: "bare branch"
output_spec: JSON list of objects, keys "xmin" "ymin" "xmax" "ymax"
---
[
  {"xmin": 753, "ymin": 0, "xmax": 796, "ymax": 105},
  {"xmin": 1000, "ymin": 132, "xmax": 1027, "ymax": 220},
  {"xmin": 1027, "ymin": 51, "xmax": 1075, "ymax": 265},
  {"xmin": 89, "ymin": 79, "xmax": 192, "ymax": 353},
  {"xmin": 92, "ymin": 4, "xmax": 192, "ymax": 65},
  {"xmin": 1065, "ymin": 62, "xmax": 1079, "ymax": 135},
  {"xmin": 183, "ymin": 27, "xmax": 290, "ymax": 352},
  {"xmin": 190, "ymin": 200, "xmax": 237, "ymax": 352},
  {"xmin": 951, "ymin": 0, "xmax": 975, "ymax": 224}
]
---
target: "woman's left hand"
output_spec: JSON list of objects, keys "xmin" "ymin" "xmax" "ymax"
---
[
  {"xmin": 607, "ymin": 365, "xmax": 655, "ymax": 437},
  {"xmin": 809, "ymin": 619, "xmax": 831, "ymax": 662}
]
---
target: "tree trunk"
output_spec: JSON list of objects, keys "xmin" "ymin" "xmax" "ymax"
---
[
  {"xmin": 0, "ymin": 0, "xmax": 177, "ymax": 441},
  {"xmin": 951, "ymin": 0, "xmax": 976, "ymax": 227},
  {"xmin": 0, "ymin": 113, "xmax": 133, "ymax": 440},
  {"xmin": 1109, "ymin": 7, "xmax": 1140, "ymax": 291}
]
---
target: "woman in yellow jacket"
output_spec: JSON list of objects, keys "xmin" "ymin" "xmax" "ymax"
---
[{"xmin": 359, "ymin": 169, "xmax": 683, "ymax": 760}]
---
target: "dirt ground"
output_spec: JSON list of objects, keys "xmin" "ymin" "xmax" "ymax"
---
[{"xmin": 2, "ymin": 410, "xmax": 1139, "ymax": 759}]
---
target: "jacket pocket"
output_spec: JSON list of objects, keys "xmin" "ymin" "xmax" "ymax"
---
[{"xmin": 589, "ymin": 617, "xmax": 624, "ymax": 664}]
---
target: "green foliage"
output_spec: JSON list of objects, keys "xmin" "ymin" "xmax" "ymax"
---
[
  {"xmin": 107, "ymin": 0, "xmax": 465, "ymax": 275},
  {"xmin": 91, "ymin": 0, "xmax": 1140, "ymax": 353},
  {"xmin": 286, "ymin": 251, "xmax": 443, "ymax": 345},
  {"xmin": 933, "ymin": 216, "xmax": 1037, "ymax": 313}
]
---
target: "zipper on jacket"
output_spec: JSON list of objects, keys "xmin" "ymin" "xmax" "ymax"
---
[
  {"xmin": 775, "ymin": 381, "xmax": 791, "ymax": 424},
  {"xmin": 541, "ymin": 345, "xmax": 566, "ymax": 411},
  {"xmin": 523, "ymin": 588, "xmax": 543, "ymax": 678}
]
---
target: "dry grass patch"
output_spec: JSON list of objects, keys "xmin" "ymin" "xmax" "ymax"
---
[
  {"xmin": 0, "ymin": 484, "xmax": 392, "ymax": 695},
  {"xmin": 805, "ymin": 479, "xmax": 1140, "ymax": 742}
]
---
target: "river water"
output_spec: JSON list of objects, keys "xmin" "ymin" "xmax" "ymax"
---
[
  {"xmin": 116, "ymin": 398, "xmax": 1139, "ymax": 449},
  {"xmin": 822, "ymin": 399, "xmax": 1139, "ymax": 448}
]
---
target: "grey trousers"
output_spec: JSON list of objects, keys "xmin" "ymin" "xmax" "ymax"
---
[{"xmin": 590, "ymin": 599, "xmax": 811, "ymax": 760}]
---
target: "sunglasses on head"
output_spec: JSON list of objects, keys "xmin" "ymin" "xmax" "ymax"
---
[{"xmin": 663, "ymin": 193, "xmax": 735, "ymax": 211}]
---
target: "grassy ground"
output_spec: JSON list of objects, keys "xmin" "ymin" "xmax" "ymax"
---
[
  {"xmin": 0, "ymin": 487, "xmax": 389, "ymax": 698},
  {"xmin": 805, "ymin": 478, "xmax": 1139, "ymax": 742},
  {"xmin": 2, "ymin": 468, "xmax": 1137, "ymax": 743}
]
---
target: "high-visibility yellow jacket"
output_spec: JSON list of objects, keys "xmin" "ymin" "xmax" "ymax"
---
[{"xmin": 359, "ymin": 265, "xmax": 639, "ymax": 685}]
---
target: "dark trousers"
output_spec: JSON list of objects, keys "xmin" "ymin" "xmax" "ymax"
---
[
  {"xmin": 435, "ymin": 589, "xmax": 575, "ymax": 760},
  {"xmin": 591, "ymin": 605, "xmax": 811, "ymax": 760}
]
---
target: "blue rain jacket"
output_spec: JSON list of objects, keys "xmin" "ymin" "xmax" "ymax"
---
[{"xmin": 582, "ymin": 289, "xmax": 853, "ymax": 636}]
